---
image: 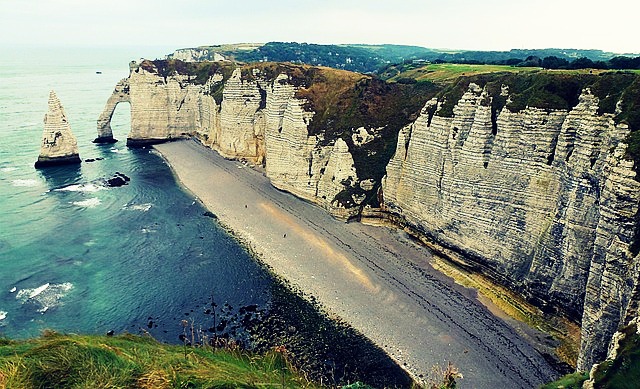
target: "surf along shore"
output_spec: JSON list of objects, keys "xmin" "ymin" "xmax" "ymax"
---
[{"xmin": 154, "ymin": 139, "xmax": 560, "ymax": 388}]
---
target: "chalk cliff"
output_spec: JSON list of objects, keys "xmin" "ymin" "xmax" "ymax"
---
[
  {"xmin": 35, "ymin": 91, "xmax": 81, "ymax": 168},
  {"xmin": 382, "ymin": 80, "xmax": 640, "ymax": 370},
  {"xmin": 99, "ymin": 60, "xmax": 640, "ymax": 371},
  {"xmin": 99, "ymin": 60, "xmax": 428, "ymax": 217}
]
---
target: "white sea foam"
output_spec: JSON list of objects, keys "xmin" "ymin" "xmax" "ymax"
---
[
  {"xmin": 12, "ymin": 179, "xmax": 39, "ymax": 187},
  {"xmin": 123, "ymin": 203, "xmax": 153, "ymax": 212},
  {"xmin": 1, "ymin": 167, "xmax": 18, "ymax": 172},
  {"xmin": 16, "ymin": 282, "xmax": 73, "ymax": 313},
  {"xmin": 72, "ymin": 198, "xmax": 102, "ymax": 208},
  {"xmin": 29, "ymin": 283, "xmax": 50, "ymax": 298},
  {"xmin": 9, "ymin": 287, "xmax": 17, "ymax": 293},
  {"xmin": 55, "ymin": 183, "xmax": 105, "ymax": 193},
  {"xmin": 0, "ymin": 311, "xmax": 7, "ymax": 321}
]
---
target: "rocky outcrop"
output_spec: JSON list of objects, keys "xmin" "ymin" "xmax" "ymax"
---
[
  {"xmin": 35, "ymin": 91, "xmax": 81, "ymax": 168},
  {"xmin": 95, "ymin": 77, "xmax": 130, "ymax": 143},
  {"xmin": 99, "ymin": 60, "xmax": 640, "ymax": 371},
  {"xmin": 98, "ymin": 61, "xmax": 419, "ymax": 217},
  {"xmin": 382, "ymin": 83, "xmax": 640, "ymax": 370}
]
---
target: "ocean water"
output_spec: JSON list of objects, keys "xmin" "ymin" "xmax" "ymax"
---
[{"xmin": 0, "ymin": 47, "xmax": 273, "ymax": 343}]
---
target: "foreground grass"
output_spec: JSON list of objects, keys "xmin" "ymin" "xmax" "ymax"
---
[
  {"xmin": 539, "ymin": 371, "xmax": 589, "ymax": 389},
  {"xmin": 0, "ymin": 331, "xmax": 319, "ymax": 388},
  {"xmin": 542, "ymin": 322, "xmax": 640, "ymax": 388}
]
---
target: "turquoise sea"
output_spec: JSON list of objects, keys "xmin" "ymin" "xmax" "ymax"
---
[{"xmin": 0, "ymin": 46, "xmax": 274, "ymax": 343}]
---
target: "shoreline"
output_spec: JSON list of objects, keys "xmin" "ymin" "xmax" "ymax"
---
[{"xmin": 154, "ymin": 139, "xmax": 559, "ymax": 388}]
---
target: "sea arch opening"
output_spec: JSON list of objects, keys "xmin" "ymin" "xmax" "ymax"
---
[
  {"xmin": 109, "ymin": 101, "xmax": 131, "ymax": 141},
  {"xmin": 94, "ymin": 78, "xmax": 131, "ymax": 144}
]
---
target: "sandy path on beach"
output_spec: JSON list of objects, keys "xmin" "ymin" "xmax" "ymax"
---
[{"xmin": 154, "ymin": 139, "xmax": 558, "ymax": 388}]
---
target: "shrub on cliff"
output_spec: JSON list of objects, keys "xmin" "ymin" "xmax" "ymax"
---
[{"xmin": 295, "ymin": 68, "xmax": 440, "ymax": 207}]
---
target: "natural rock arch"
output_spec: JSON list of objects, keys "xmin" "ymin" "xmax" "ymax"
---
[{"xmin": 94, "ymin": 78, "xmax": 130, "ymax": 144}]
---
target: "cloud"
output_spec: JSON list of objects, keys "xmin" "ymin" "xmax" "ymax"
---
[{"xmin": 0, "ymin": 0, "xmax": 636, "ymax": 53}]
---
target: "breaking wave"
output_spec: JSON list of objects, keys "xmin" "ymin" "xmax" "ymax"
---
[
  {"xmin": 123, "ymin": 203, "xmax": 153, "ymax": 212},
  {"xmin": 15, "ymin": 282, "xmax": 74, "ymax": 313},
  {"xmin": 54, "ymin": 183, "xmax": 105, "ymax": 193},
  {"xmin": 72, "ymin": 198, "xmax": 102, "ymax": 208},
  {"xmin": 11, "ymin": 179, "xmax": 39, "ymax": 187}
]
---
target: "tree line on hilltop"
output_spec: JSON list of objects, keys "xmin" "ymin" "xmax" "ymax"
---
[{"xmin": 432, "ymin": 55, "xmax": 640, "ymax": 70}]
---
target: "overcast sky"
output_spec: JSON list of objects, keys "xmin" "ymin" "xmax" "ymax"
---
[{"xmin": 0, "ymin": 0, "xmax": 636, "ymax": 53}]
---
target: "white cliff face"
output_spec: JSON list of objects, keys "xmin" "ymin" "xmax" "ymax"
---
[
  {"xmin": 127, "ymin": 67, "xmax": 204, "ymax": 144},
  {"xmin": 98, "ymin": 63, "xmax": 640, "ymax": 369},
  {"xmin": 383, "ymin": 85, "xmax": 640, "ymax": 370},
  {"xmin": 98, "ymin": 63, "xmax": 367, "ymax": 217},
  {"xmin": 215, "ymin": 69, "xmax": 266, "ymax": 160},
  {"xmin": 96, "ymin": 78, "xmax": 130, "ymax": 143},
  {"xmin": 167, "ymin": 48, "xmax": 227, "ymax": 62},
  {"xmin": 36, "ymin": 91, "xmax": 81, "ymax": 167}
]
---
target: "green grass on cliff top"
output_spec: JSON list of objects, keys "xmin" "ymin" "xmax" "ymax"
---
[
  {"xmin": 382, "ymin": 63, "xmax": 640, "ymax": 84},
  {"xmin": 382, "ymin": 63, "xmax": 540, "ymax": 83},
  {"xmin": 0, "ymin": 331, "xmax": 320, "ymax": 388}
]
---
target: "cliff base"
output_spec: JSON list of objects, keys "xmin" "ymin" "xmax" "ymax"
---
[
  {"xmin": 34, "ymin": 155, "xmax": 81, "ymax": 168},
  {"xmin": 92, "ymin": 136, "xmax": 118, "ymax": 144}
]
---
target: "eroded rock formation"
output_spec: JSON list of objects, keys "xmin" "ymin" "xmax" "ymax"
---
[
  {"xmin": 382, "ymin": 84, "xmax": 640, "ymax": 370},
  {"xmin": 99, "ymin": 59, "xmax": 640, "ymax": 371},
  {"xmin": 35, "ymin": 91, "xmax": 81, "ymax": 168},
  {"xmin": 98, "ymin": 60, "xmax": 422, "ymax": 217},
  {"xmin": 95, "ymin": 77, "xmax": 130, "ymax": 143}
]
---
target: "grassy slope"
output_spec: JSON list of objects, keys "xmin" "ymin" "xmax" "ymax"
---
[
  {"xmin": 0, "ymin": 332, "xmax": 319, "ymax": 388},
  {"xmin": 381, "ymin": 63, "xmax": 540, "ymax": 83},
  {"xmin": 541, "ymin": 323, "xmax": 640, "ymax": 389}
]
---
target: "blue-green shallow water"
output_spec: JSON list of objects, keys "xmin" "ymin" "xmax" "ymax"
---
[{"xmin": 0, "ymin": 47, "xmax": 271, "ymax": 343}]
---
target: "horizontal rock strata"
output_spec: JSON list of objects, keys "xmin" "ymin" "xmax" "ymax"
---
[
  {"xmin": 382, "ymin": 84, "xmax": 640, "ymax": 370},
  {"xmin": 35, "ymin": 90, "xmax": 81, "ymax": 168},
  {"xmin": 99, "ymin": 61, "xmax": 640, "ymax": 371}
]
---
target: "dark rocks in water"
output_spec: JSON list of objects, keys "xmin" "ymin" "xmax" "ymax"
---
[
  {"xmin": 216, "ymin": 319, "xmax": 228, "ymax": 332},
  {"xmin": 239, "ymin": 304, "xmax": 258, "ymax": 313},
  {"xmin": 247, "ymin": 284, "xmax": 414, "ymax": 388},
  {"xmin": 147, "ymin": 320, "xmax": 154, "ymax": 329},
  {"xmin": 105, "ymin": 172, "xmax": 130, "ymax": 187},
  {"xmin": 93, "ymin": 136, "xmax": 118, "ymax": 144},
  {"xmin": 84, "ymin": 157, "xmax": 104, "ymax": 163},
  {"xmin": 203, "ymin": 211, "xmax": 217, "ymax": 219},
  {"xmin": 106, "ymin": 330, "xmax": 115, "ymax": 337}
]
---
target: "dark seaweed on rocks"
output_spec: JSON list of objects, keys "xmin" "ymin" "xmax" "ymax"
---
[
  {"xmin": 248, "ymin": 279, "xmax": 414, "ymax": 388},
  {"xmin": 105, "ymin": 172, "xmax": 130, "ymax": 187}
]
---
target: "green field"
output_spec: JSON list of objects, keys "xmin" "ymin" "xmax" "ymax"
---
[
  {"xmin": 381, "ymin": 63, "xmax": 538, "ymax": 83},
  {"xmin": 382, "ymin": 63, "xmax": 638, "ymax": 83}
]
